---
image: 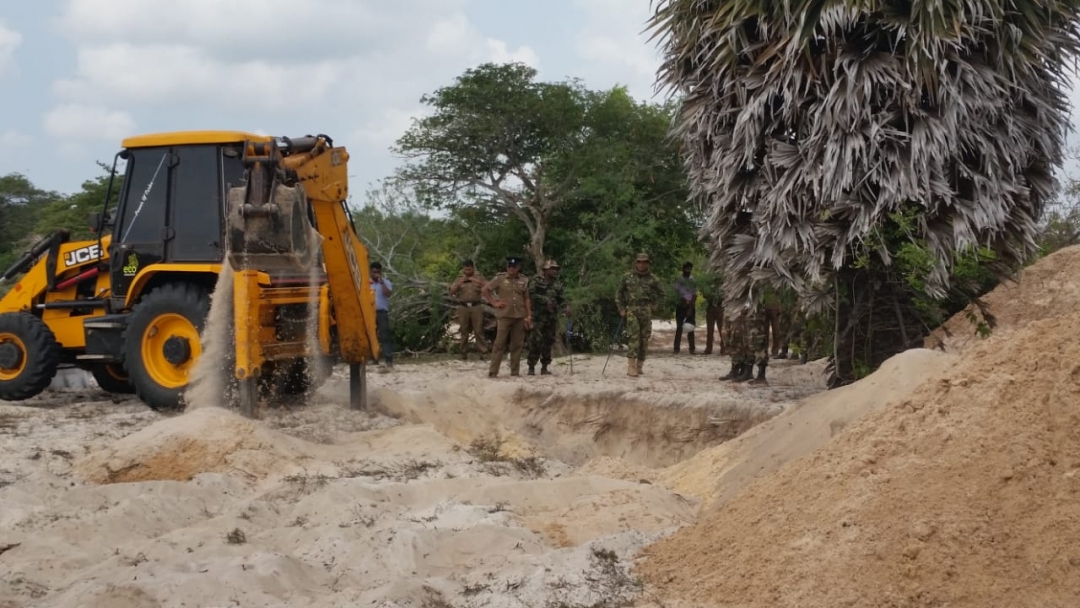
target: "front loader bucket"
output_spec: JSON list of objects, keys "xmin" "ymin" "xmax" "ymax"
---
[{"xmin": 225, "ymin": 182, "xmax": 322, "ymax": 272}]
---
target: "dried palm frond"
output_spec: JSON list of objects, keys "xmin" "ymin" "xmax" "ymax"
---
[{"xmin": 648, "ymin": 0, "xmax": 1080, "ymax": 309}]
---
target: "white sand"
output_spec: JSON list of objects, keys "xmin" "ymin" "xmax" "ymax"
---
[{"xmin": 0, "ymin": 313, "xmax": 1004, "ymax": 607}]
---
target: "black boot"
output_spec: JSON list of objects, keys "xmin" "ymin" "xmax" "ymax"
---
[
  {"xmin": 719, "ymin": 361, "xmax": 741, "ymax": 381},
  {"xmin": 734, "ymin": 361, "xmax": 755, "ymax": 382},
  {"xmin": 748, "ymin": 363, "xmax": 768, "ymax": 386},
  {"xmin": 540, "ymin": 364, "xmax": 550, "ymax": 375},
  {"xmin": 527, "ymin": 365, "xmax": 535, "ymax": 376}
]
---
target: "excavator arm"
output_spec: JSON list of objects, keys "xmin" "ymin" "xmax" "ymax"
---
[{"xmin": 224, "ymin": 134, "xmax": 379, "ymax": 412}]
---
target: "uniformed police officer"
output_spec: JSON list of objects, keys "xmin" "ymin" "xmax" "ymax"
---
[
  {"xmin": 449, "ymin": 259, "xmax": 490, "ymax": 359},
  {"xmin": 482, "ymin": 256, "xmax": 533, "ymax": 377}
]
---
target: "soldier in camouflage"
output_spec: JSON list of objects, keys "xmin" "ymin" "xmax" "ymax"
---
[
  {"xmin": 720, "ymin": 299, "xmax": 769, "ymax": 385},
  {"xmin": 527, "ymin": 259, "xmax": 569, "ymax": 375},
  {"xmin": 744, "ymin": 302, "xmax": 770, "ymax": 385},
  {"xmin": 615, "ymin": 253, "xmax": 666, "ymax": 377},
  {"xmin": 701, "ymin": 272, "xmax": 724, "ymax": 355}
]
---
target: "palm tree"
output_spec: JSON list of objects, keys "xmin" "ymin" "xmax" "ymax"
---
[{"xmin": 648, "ymin": 0, "xmax": 1080, "ymax": 385}]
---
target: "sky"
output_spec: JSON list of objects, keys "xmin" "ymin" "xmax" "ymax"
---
[
  {"xmin": 4, "ymin": 1, "xmax": 1080, "ymax": 201},
  {"xmin": 0, "ymin": 0, "xmax": 664, "ymax": 198}
]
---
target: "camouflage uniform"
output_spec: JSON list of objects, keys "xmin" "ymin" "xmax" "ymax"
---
[
  {"xmin": 762, "ymin": 288, "xmax": 784, "ymax": 357},
  {"xmin": 526, "ymin": 260, "xmax": 567, "ymax": 374},
  {"xmin": 720, "ymin": 301, "xmax": 769, "ymax": 385},
  {"xmin": 484, "ymin": 258, "xmax": 531, "ymax": 377},
  {"xmin": 449, "ymin": 264, "xmax": 489, "ymax": 358},
  {"xmin": 701, "ymin": 275, "xmax": 724, "ymax": 355},
  {"xmin": 615, "ymin": 253, "xmax": 665, "ymax": 377}
]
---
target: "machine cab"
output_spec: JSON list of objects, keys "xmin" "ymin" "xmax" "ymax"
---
[{"xmin": 104, "ymin": 131, "xmax": 273, "ymax": 306}]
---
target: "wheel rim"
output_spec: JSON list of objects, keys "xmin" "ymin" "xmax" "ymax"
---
[
  {"xmin": 104, "ymin": 364, "xmax": 128, "ymax": 382},
  {"xmin": 140, "ymin": 313, "xmax": 201, "ymax": 389},
  {"xmin": 0, "ymin": 332, "xmax": 27, "ymax": 381}
]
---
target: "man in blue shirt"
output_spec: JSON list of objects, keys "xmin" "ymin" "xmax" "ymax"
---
[{"xmin": 370, "ymin": 262, "xmax": 394, "ymax": 370}]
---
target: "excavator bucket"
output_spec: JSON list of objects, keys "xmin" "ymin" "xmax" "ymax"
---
[{"xmin": 225, "ymin": 182, "xmax": 322, "ymax": 272}]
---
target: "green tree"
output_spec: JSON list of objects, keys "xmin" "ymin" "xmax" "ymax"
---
[
  {"xmin": 32, "ymin": 162, "xmax": 123, "ymax": 242},
  {"xmin": 395, "ymin": 62, "xmax": 612, "ymax": 270},
  {"xmin": 0, "ymin": 173, "xmax": 63, "ymax": 274},
  {"xmin": 648, "ymin": 0, "xmax": 1080, "ymax": 385}
]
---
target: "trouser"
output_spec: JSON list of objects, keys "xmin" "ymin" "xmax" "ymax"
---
[
  {"xmin": 527, "ymin": 314, "xmax": 557, "ymax": 367},
  {"xmin": 704, "ymin": 304, "xmax": 723, "ymax": 353},
  {"xmin": 745, "ymin": 314, "xmax": 769, "ymax": 366},
  {"xmin": 457, "ymin": 304, "xmax": 489, "ymax": 353},
  {"xmin": 626, "ymin": 311, "xmax": 651, "ymax": 361},
  {"xmin": 727, "ymin": 314, "xmax": 747, "ymax": 364},
  {"xmin": 764, "ymin": 307, "xmax": 784, "ymax": 355},
  {"xmin": 376, "ymin": 310, "xmax": 393, "ymax": 365},
  {"xmin": 674, "ymin": 301, "xmax": 696, "ymax": 353},
  {"xmin": 489, "ymin": 317, "xmax": 526, "ymax": 376}
]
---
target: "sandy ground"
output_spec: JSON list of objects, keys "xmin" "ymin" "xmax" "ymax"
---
[
  {"xmin": 0, "ymin": 321, "xmax": 827, "ymax": 608},
  {"xmin": 4, "ymin": 238, "xmax": 1077, "ymax": 608}
]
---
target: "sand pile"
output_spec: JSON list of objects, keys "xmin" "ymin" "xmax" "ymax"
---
[
  {"xmin": 637, "ymin": 308, "xmax": 1080, "ymax": 608},
  {"xmin": 926, "ymin": 244, "xmax": 1080, "ymax": 354},
  {"xmin": 74, "ymin": 406, "xmax": 318, "ymax": 483},
  {"xmin": 658, "ymin": 347, "xmax": 960, "ymax": 506}
]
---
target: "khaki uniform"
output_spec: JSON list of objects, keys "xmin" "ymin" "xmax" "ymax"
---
[
  {"xmin": 450, "ymin": 271, "xmax": 489, "ymax": 356},
  {"xmin": 485, "ymin": 272, "xmax": 530, "ymax": 376}
]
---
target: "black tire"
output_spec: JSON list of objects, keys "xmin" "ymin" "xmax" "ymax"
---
[
  {"xmin": 122, "ymin": 283, "xmax": 211, "ymax": 411},
  {"xmin": 0, "ymin": 312, "xmax": 61, "ymax": 401},
  {"xmin": 89, "ymin": 363, "xmax": 135, "ymax": 394}
]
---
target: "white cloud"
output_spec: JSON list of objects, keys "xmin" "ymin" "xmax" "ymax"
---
[
  {"xmin": 0, "ymin": 129, "xmax": 31, "ymax": 148},
  {"xmin": 427, "ymin": 13, "xmax": 472, "ymax": 54},
  {"xmin": 54, "ymin": 44, "xmax": 345, "ymax": 112},
  {"xmin": 352, "ymin": 107, "xmax": 426, "ymax": 149},
  {"xmin": 571, "ymin": 0, "xmax": 661, "ymax": 99},
  {"xmin": 56, "ymin": 0, "xmax": 464, "ymax": 62},
  {"xmin": 0, "ymin": 20, "xmax": 22, "ymax": 77},
  {"xmin": 43, "ymin": 104, "xmax": 136, "ymax": 141},
  {"xmin": 486, "ymin": 39, "xmax": 540, "ymax": 68},
  {"xmin": 578, "ymin": 35, "xmax": 655, "ymax": 78}
]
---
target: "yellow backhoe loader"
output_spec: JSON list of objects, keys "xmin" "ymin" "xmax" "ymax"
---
[{"xmin": 0, "ymin": 130, "xmax": 380, "ymax": 415}]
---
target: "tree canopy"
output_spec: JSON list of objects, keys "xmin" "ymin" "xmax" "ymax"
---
[{"xmin": 647, "ymin": 0, "xmax": 1080, "ymax": 383}]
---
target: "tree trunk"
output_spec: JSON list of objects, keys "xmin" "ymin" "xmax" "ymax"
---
[
  {"xmin": 829, "ymin": 266, "xmax": 923, "ymax": 389},
  {"xmin": 527, "ymin": 218, "xmax": 547, "ymax": 272}
]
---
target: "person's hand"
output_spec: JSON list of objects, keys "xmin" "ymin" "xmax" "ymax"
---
[
  {"xmin": 493, "ymin": 300, "xmax": 507, "ymax": 309},
  {"xmin": 619, "ymin": 309, "xmax": 626, "ymax": 318},
  {"xmin": 524, "ymin": 317, "xmax": 533, "ymax": 330}
]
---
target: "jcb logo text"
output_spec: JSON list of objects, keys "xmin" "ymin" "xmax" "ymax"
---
[{"xmin": 63, "ymin": 244, "xmax": 101, "ymax": 268}]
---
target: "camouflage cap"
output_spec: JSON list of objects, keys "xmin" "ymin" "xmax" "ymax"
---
[
  {"xmin": 635, "ymin": 253, "xmax": 650, "ymax": 262},
  {"xmin": 542, "ymin": 259, "xmax": 560, "ymax": 269}
]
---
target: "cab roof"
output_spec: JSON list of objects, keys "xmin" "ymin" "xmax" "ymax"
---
[{"xmin": 121, "ymin": 130, "xmax": 275, "ymax": 149}]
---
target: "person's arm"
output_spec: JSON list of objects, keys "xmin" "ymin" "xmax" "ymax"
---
[
  {"xmin": 653, "ymin": 276, "xmax": 666, "ymax": 309},
  {"xmin": 449, "ymin": 276, "xmax": 464, "ymax": 295},
  {"xmin": 380, "ymin": 277, "xmax": 393, "ymax": 297},
  {"xmin": 524, "ymin": 287, "xmax": 533, "ymax": 329},
  {"xmin": 484, "ymin": 277, "xmax": 506, "ymax": 308}
]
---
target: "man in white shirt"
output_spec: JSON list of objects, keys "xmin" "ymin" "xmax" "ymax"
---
[{"xmin": 370, "ymin": 262, "xmax": 394, "ymax": 370}]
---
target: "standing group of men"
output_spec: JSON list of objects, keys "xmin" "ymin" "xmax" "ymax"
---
[
  {"xmin": 449, "ymin": 256, "xmax": 568, "ymax": 378},
  {"xmin": 441, "ymin": 252, "xmax": 804, "ymax": 384}
]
